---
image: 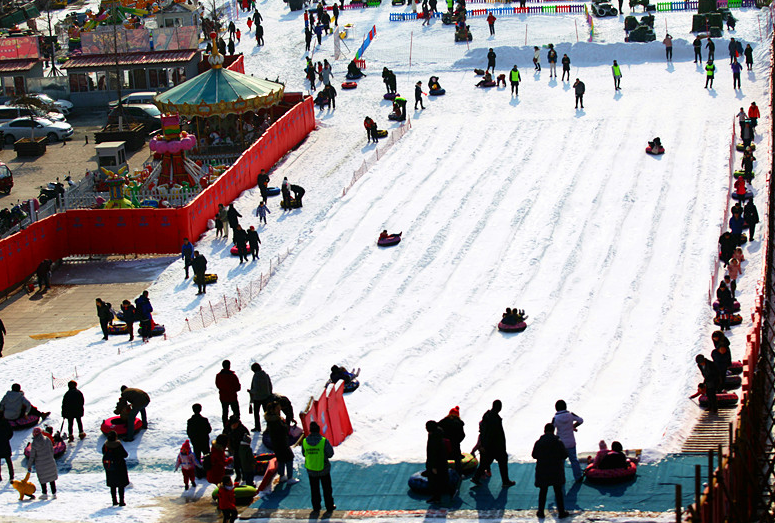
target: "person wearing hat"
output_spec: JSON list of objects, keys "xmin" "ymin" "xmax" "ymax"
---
[
  {"xmin": 696, "ymin": 355, "xmax": 721, "ymax": 413},
  {"xmin": 302, "ymin": 421, "xmax": 335, "ymax": 513},
  {"xmin": 247, "ymin": 227, "xmax": 261, "ymax": 260},
  {"xmin": 28, "ymin": 427, "xmax": 58, "ymax": 498},
  {"xmin": 175, "ymin": 439, "xmax": 201, "ymax": 490},
  {"xmin": 438, "ymin": 406, "xmax": 465, "ymax": 473},
  {"xmin": 61, "ymin": 380, "xmax": 85, "ymax": 442},
  {"xmin": 414, "ymin": 81, "xmax": 425, "ymax": 110}
]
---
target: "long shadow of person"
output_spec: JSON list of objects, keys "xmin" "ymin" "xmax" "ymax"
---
[{"xmin": 468, "ymin": 480, "xmax": 509, "ymax": 522}]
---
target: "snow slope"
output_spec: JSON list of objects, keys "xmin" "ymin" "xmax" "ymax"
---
[{"xmin": 0, "ymin": 2, "xmax": 771, "ymax": 521}]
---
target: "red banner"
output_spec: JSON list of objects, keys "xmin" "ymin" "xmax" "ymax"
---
[{"xmin": 0, "ymin": 36, "xmax": 39, "ymax": 60}]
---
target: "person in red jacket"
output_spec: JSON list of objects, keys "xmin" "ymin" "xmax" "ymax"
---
[
  {"xmin": 215, "ymin": 360, "xmax": 241, "ymax": 428},
  {"xmin": 748, "ymin": 101, "xmax": 760, "ymax": 129},
  {"xmin": 486, "ymin": 12, "xmax": 496, "ymax": 35},
  {"xmin": 217, "ymin": 474, "xmax": 238, "ymax": 523},
  {"xmin": 206, "ymin": 434, "xmax": 232, "ymax": 484}
]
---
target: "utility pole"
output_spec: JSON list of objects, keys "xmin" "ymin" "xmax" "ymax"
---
[{"xmin": 45, "ymin": 0, "xmax": 61, "ymax": 76}]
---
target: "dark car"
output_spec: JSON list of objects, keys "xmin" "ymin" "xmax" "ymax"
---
[{"xmin": 106, "ymin": 104, "xmax": 161, "ymax": 131}]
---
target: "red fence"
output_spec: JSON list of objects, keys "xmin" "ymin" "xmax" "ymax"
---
[{"xmin": 0, "ymin": 95, "xmax": 316, "ymax": 293}]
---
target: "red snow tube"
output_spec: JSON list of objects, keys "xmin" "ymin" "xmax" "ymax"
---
[
  {"xmin": 713, "ymin": 314, "xmax": 743, "ymax": 326},
  {"xmin": 378, "ymin": 233, "xmax": 402, "ymax": 246},
  {"xmin": 230, "ymin": 243, "xmax": 248, "ymax": 255},
  {"xmin": 24, "ymin": 440, "xmax": 66, "ymax": 459},
  {"xmin": 498, "ymin": 321, "xmax": 527, "ymax": 332},
  {"xmin": 645, "ymin": 146, "xmax": 665, "ymax": 155},
  {"xmin": 100, "ymin": 416, "xmax": 143, "ymax": 437},
  {"xmin": 728, "ymin": 360, "xmax": 743, "ymax": 374},
  {"xmin": 699, "ymin": 392, "xmax": 738, "ymax": 408},
  {"xmin": 585, "ymin": 460, "xmax": 637, "ymax": 483},
  {"xmin": 724, "ymin": 374, "xmax": 742, "ymax": 389},
  {"xmin": 712, "ymin": 300, "xmax": 740, "ymax": 312},
  {"xmin": 9, "ymin": 414, "xmax": 40, "ymax": 431},
  {"xmin": 478, "ymin": 81, "xmax": 496, "ymax": 88},
  {"xmin": 341, "ymin": 81, "xmax": 358, "ymax": 89}
]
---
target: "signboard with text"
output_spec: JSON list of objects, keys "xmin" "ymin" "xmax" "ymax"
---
[{"xmin": 0, "ymin": 36, "xmax": 39, "ymax": 61}]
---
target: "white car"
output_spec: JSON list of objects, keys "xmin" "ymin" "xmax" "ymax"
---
[
  {"xmin": 0, "ymin": 117, "xmax": 74, "ymax": 144},
  {"xmin": 30, "ymin": 94, "xmax": 74, "ymax": 115}
]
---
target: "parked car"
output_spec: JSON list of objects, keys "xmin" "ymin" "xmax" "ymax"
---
[
  {"xmin": 108, "ymin": 91, "xmax": 158, "ymax": 108},
  {"xmin": 0, "ymin": 105, "xmax": 66, "ymax": 124},
  {"xmin": 0, "ymin": 117, "xmax": 74, "ymax": 144},
  {"xmin": 30, "ymin": 94, "xmax": 74, "ymax": 115},
  {"xmin": 106, "ymin": 104, "xmax": 161, "ymax": 131}
]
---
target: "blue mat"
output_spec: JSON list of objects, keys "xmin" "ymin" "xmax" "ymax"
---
[{"xmin": 253, "ymin": 453, "xmax": 706, "ymax": 512}]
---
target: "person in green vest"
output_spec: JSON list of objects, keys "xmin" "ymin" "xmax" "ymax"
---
[
  {"xmin": 509, "ymin": 65, "xmax": 521, "ymax": 96},
  {"xmin": 302, "ymin": 422, "xmax": 335, "ymax": 514},
  {"xmin": 705, "ymin": 59, "xmax": 716, "ymax": 89},
  {"xmin": 611, "ymin": 60, "xmax": 622, "ymax": 91}
]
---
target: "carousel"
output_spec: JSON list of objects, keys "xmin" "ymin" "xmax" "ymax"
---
[{"xmin": 154, "ymin": 32, "xmax": 285, "ymax": 156}]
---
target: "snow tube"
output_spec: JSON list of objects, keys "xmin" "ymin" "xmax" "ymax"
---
[
  {"xmin": 498, "ymin": 321, "xmax": 527, "ymax": 332},
  {"xmin": 713, "ymin": 314, "xmax": 743, "ymax": 326},
  {"xmin": 230, "ymin": 243, "xmax": 249, "ymax": 255},
  {"xmin": 728, "ymin": 361, "xmax": 743, "ymax": 375},
  {"xmin": 429, "ymin": 88, "xmax": 446, "ymax": 96},
  {"xmin": 736, "ymin": 143, "xmax": 755, "ymax": 152},
  {"xmin": 194, "ymin": 273, "xmax": 218, "ymax": 285},
  {"xmin": 724, "ymin": 374, "xmax": 742, "ymax": 389},
  {"xmin": 24, "ymin": 440, "xmax": 66, "ymax": 459},
  {"xmin": 731, "ymin": 191, "xmax": 754, "ymax": 201},
  {"xmin": 408, "ymin": 469, "xmax": 461, "ymax": 494},
  {"xmin": 392, "ymin": 0, "xmax": 405, "ymax": 4},
  {"xmin": 149, "ymin": 324, "xmax": 165, "ymax": 337},
  {"xmin": 9, "ymin": 414, "xmax": 40, "ymax": 431},
  {"xmin": 645, "ymin": 146, "xmax": 665, "ymax": 155},
  {"xmin": 280, "ymin": 198, "xmax": 302, "ymax": 210},
  {"xmin": 344, "ymin": 379, "xmax": 360, "ymax": 393},
  {"xmin": 345, "ymin": 72, "xmax": 364, "ymax": 80},
  {"xmin": 734, "ymin": 170, "xmax": 755, "ymax": 182},
  {"xmin": 712, "ymin": 300, "xmax": 740, "ymax": 312},
  {"xmin": 267, "ymin": 187, "xmax": 281, "ymax": 196},
  {"xmin": 100, "ymin": 416, "xmax": 143, "ymax": 437},
  {"xmin": 384, "ymin": 93, "xmax": 399, "ymax": 100},
  {"xmin": 211, "ymin": 485, "xmax": 257, "ymax": 503},
  {"xmin": 376, "ymin": 130, "xmax": 388, "ymax": 138},
  {"xmin": 477, "ymin": 81, "xmax": 496, "ymax": 88},
  {"xmin": 341, "ymin": 81, "xmax": 358, "ymax": 89},
  {"xmin": 699, "ymin": 392, "xmax": 739, "ymax": 408},
  {"xmin": 254, "ymin": 453, "xmax": 275, "ymax": 475},
  {"xmin": 448, "ymin": 452, "xmax": 478, "ymax": 475},
  {"xmin": 378, "ymin": 233, "xmax": 402, "ymax": 246},
  {"xmin": 388, "ymin": 113, "xmax": 405, "ymax": 121},
  {"xmin": 585, "ymin": 460, "xmax": 637, "ymax": 483},
  {"xmin": 262, "ymin": 425, "xmax": 304, "ymax": 450},
  {"xmin": 107, "ymin": 323, "xmax": 129, "ymax": 335}
]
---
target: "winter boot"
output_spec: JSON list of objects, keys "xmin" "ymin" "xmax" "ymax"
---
[
  {"xmin": 68, "ymin": 434, "xmax": 74, "ymax": 443},
  {"xmin": 79, "ymin": 432, "xmax": 86, "ymax": 440}
]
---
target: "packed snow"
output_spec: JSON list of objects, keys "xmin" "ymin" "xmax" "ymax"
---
[{"xmin": 0, "ymin": 1, "xmax": 771, "ymax": 521}]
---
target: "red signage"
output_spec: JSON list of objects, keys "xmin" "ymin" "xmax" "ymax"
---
[{"xmin": 0, "ymin": 36, "xmax": 39, "ymax": 61}]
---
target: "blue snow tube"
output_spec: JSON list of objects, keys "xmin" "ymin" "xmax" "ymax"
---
[
  {"xmin": 731, "ymin": 191, "xmax": 754, "ymax": 201},
  {"xmin": 408, "ymin": 469, "xmax": 461, "ymax": 494},
  {"xmin": 429, "ymin": 88, "xmax": 446, "ymax": 96},
  {"xmin": 344, "ymin": 379, "xmax": 360, "ymax": 393},
  {"xmin": 267, "ymin": 186, "xmax": 281, "ymax": 196},
  {"xmin": 384, "ymin": 93, "xmax": 399, "ymax": 100}
]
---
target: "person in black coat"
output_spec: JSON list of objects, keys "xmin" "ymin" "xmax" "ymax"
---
[
  {"xmin": 711, "ymin": 344, "xmax": 732, "ymax": 380},
  {"xmin": 486, "ymin": 48, "xmax": 496, "ymax": 73},
  {"xmin": 697, "ymin": 354, "xmax": 722, "ymax": 413},
  {"xmin": 103, "ymin": 431, "xmax": 129, "ymax": 506},
  {"xmin": 227, "ymin": 416, "xmax": 250, "ymax": 484},
  {"xmin": 0, "ymin": 317, "xmax": 5, "ymax": 358},
  {"xmin": 227, "ymin": 203, "xmax": 242, "ymax": 236},
  {"xmin": 305, "ymin": 27, "xmax": 312, "ymax": 51},
  {"xmin": 471, "ymin": 400, "xmax": 515, "ymax": 487},
  {"xmin": 246, "ymin": 227, "xmax": 261, "ymax": 260},
  {"xmin": 744, "ymin": 199, "xmax": 760, "ymax": 241},
  {"xmin": 0, "ymin": 415, "xmax": 12, "ymax": 481},
  {"xmin": 716, "ymin": 281, "xmax": 734, "ymax": 312},
  {"xmin": 233, "ymin": 225, "xmax": 249, "ymax": 263},
  {"xmin": 532, "ymin": 423, "xmax": 569, "ymax": 519},
  {"xmin": 322, "ymin": 84, "xmax": 336, "ymax": 109},
  {"xmin": 256, "ymin": 169, "xmax": 270, "ymax": 203},
  {"xmin": 120, "ymin": 300, "xmax": 136, "ymax": 341},
  {"xmin": 192, "ymin": 251, "xmax": 208, "ymax": 294},
  {"xmin": 61, "ymin": 380, "xmax": 85, "ymax": 442},
  {"xmin": 425, "ymin": 420, "xmax": 449, "ymax": 503},
  {"xmin": 36, "ymin": 258, "xmax": 52, "ymax": 291},
  {"xmin": 437, "ymin": 406, "xmax": 465, "ymax": 473},
  {"xmin": 186, "ymin": 403, "xmax": 212, "ymax": 462},
  {"xmin": 266, "ymin": 402, "xmax": 295, "ymax": 481},
  {"xmin": 256, "ymin": 24, "xmax": 264, "ymax": 46},
  {"xmin": 414, "ymin": 81, "xmax": 425, "ymax": 110},
  {"xmin": 290, "ymin": 185, "xmax": 305, "ymax": 207},
  {"xmin": 96, "ymin": 298, "xmax": 113, "ymax": 341},
  {"xmin": 718, "ymin": 231, "xmax": 736, "ymax": 266}
]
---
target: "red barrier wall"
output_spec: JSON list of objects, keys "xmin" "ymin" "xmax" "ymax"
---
[
  {"xmin": 300, "ymin": 381, "xmax": 354, "ymax": 447},
  {"xmin": 226, "ymin": 54, "xmax": 245, "ymax": 73},
  {"xmin": 0, "ymin": 95, "xmax": 316, "ymax": 293}
]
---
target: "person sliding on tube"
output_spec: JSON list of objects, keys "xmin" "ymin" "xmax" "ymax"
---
[
  {"xmin": 476, "ymin": 71, "xmax": 493, "ymax": 87},
  {"xmin": 347, "ymin": 60, "xmax": 364, "ymax": 79},
  {"xmin": 330, "ymin": 365, "xmax": 354, "ymax": 385},
  {"xmin": 379, "ymin": 230, "xmax": 389, "ymax": 240},
  {"xmin": 648, "ymin": 137, "xmax": 662, "ymax": 151}
]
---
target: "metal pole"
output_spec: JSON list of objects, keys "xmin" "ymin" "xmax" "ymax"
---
[
  {"xmin": 695, "ymin": 464, "xmax": 701, "ymax": 519},
  {"xmin": 707, "ymin": 449, "xmax": 714, "ymax": 522}
]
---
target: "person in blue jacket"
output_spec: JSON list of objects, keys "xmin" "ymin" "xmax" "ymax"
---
[
  {"xmin": 729, "ymin": 209, "xmax": 746, "ymax": 244},
  {"xmin": 134, "ymin": 291, "xmax": 153, "ymax": 342},
  {"xmin": 181, "ymin": 238, "xmax": 194, "ymax": 279}
]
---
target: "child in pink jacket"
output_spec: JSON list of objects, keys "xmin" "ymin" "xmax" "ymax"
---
[
  {"xmin": 174, "ymin": 440, "xmax": 201, "ymax": 490},
  {"xmin": 728, "ymin": 257, "xmax": 743, "ymax": 280}
]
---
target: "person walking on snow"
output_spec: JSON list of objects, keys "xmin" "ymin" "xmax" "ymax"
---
[
  {"xmin": 135, "ymin": 290, "xmax": 153, "ymax": 342},
  {"xmin": 233, "ymin": 225, "xmax": 248, "ymax": 263},
  {"xmin": 744, "ymin": 44, "xmax": 753, "ymax": 70},
  {"xmin": 547, "ymin": 44, "xmax": 557, "ymax": 77},
  {"xmin": 249, "ymin": 363, "xmax": 272, "ymax": 432},
  {"xmin": 247, "ymin": 226, "xmax": 260, "ymax": 260},
  {"xmin": 102, "ymin": 430, "xmax": 128, "ymax": 506},
  {"xmin": 561, "ymin": 54, "xmax": 571, "ymax": 81},
  {"xmin": 552, "ymin": 399, "xmax": 584, "ymax": 482},
  {"xmin": 175, "ymin": 440, "xmax": 200, "ymax": 490},
  {"xmin": 28, "ymin": 427, "xmax": 57, "ymax": 497},
  {"xmin": 705, "ymin": 59, "xmax": 716, "ymax": 88},
  {"xmin": 510, "ymin": 64, "xmax": 521, "ymax": 95},
  {"xmin": 256, "ymin": 201, "xmax": 271, "ymax": 224},
  {"xmin": 216, "ymin": 360, "xmax": 241, "ymax": 428},
  {"xmin": 532, "ymin": 423, "xmax": 570, "ymax": 519},
  {"xmin": 573, "ymin": 78, "xmax": 585, "ymax": 109},
  {"xmin": 192, "ymin": 250, "xmax": 208, "ymax": 295},
  {"xmin": 181, "ymin": 237, "xmax": 194, "ymax": 279},
  {"xmin": 744, "ymin": 199, "xmax": 759, "ymax": 241},
  {"xmin": 663, "ymin": 33, "xmax": 673, "ymax": 62},
  {"xmin": 187, "ymin": 403, "xmax": 211, "ymax": 462},
  {"xmin": 612, "ymin": 60, "xmax": 621, "ymax": 90},
  {"xmin": 470, "ymin": 400, "xmax": 516, "ymax": 487},
  {"xmin": 728, "ymin": 38, "xmax": 739, "ymax": 63},
  {"xmin": 731, "ymin": 59, "xmax": 742, "ymax": 89},
  {"xmin": 95, "ymin": 298, "xmax": 112, "ymax": 341},
  {"xmin": 486, "ymin": 48, "xmax": 496, "ymax": 73},
  {"xmin": 61, "ymin": 380, "xmax": 85, "ymax": 442},
  {"xmin": 227, "ymin": 204, "xmax": 241, "ymax": 237},
  {"xmin": 693, "ymin": 35, "xmax": 702, "ymax": 63},
  {"xmin": 486, "ymin": 12, "xmax": 496, "ymax": 35},
  {"xmin": 414, "ymin": 81, "xmax": 425, "ymax": 110},
  {"xmin": 706, "ymin": 37, "xmax": 715, "ymax": 62},
  {"xmin": 422, "ymin": 2, "xmax": 430, "ymax": 25},
  {"xmin": 533, "ymin": 46, "xmax": 541, "ymax": 71}
]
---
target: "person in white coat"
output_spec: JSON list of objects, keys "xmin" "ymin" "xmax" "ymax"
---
[{"xmin": 552, "ymin": 399, "xmax": 584, "ymax": 482}]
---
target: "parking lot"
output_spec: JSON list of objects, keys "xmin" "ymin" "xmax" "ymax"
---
[{"xmin": 0, "ymin": 109, "xmax": 150, "ymax": 205}]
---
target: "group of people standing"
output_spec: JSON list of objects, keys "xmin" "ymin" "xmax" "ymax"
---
[{"xmin": 95, "ymin": 290, "xmax": 154, "ymax": 342}]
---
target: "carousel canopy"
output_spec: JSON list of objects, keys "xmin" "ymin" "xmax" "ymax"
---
[{"xmin": 154, "ymin": 66, "xmax": 284, "ymax": 118}]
